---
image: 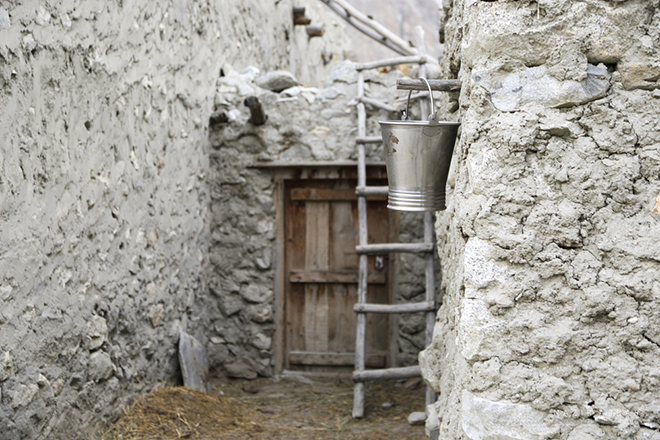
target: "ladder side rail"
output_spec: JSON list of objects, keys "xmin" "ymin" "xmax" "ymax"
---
[
  {"xmin": 416, "ymin": 25, "xmax": 438, "ymax": 409},
  {"xmin": 353, "ymin": 70, "xmax": 368, "ymax": 419}
]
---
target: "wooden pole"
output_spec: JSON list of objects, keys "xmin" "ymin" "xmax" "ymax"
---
[{"xmin": 397, "ymin": 78, "xmax": 462, "ymax": 92}]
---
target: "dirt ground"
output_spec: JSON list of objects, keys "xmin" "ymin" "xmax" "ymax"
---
[{"xmin": 101, "ymin": 374, "xmax": 428, "ymax": 440}]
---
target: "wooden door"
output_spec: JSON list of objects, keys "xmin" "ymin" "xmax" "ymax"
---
[{"xmin": 284, "ymin": 178, "xmax": 394, "ymax": 373}]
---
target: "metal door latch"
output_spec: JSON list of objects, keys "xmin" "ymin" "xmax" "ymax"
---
[{"xmin": 375, "ymin": 255, "xmax": 384, "ymax": 271}]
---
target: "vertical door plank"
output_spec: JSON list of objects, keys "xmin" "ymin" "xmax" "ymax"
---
[
  {"xmin": 305, "ymin": 201, "xmax": 330, "ymax": 270},
  {"xmin": 285, "ymin": 191, "xmax": 307, "ymax": 363},
  {"xmin": 304, "ymin": 201, "xmax": 330, "ymax": 353},
  {"xmin": 304, "ymin": 284, "xmax": 330, "ymax": 352},
  {"xmin": 328, "ymin": 198, "xmax": 359, "ymax": 353}
]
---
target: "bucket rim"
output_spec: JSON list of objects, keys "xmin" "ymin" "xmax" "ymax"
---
[{"xmin": 378, "ymin": 120, "xmax": 461, "ymax": 127}]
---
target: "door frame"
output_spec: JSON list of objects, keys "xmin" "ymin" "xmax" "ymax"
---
[{"xmin": 253, "ymin": 162, "xmax": 397, "ymax": 376}]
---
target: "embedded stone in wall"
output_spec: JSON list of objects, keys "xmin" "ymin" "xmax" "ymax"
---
[
  {"xmin": 224, "ymin": 361, "xmax": 258, "ymax": 379},
  {"xmin": 461, "ymin": 390, "xmax": 557, "ymax": 440},
  {"xmin": 84, "ymin": 315, "xmax": 108, "ymax": 351},
  {"xmin": 0, "ymin": 351, "xmax": 14, "ymax": 381},
  {"xmin": 88, "ymin": 351, "xmax": 115, "ymax": 381},
  {"xmin": 241, "ymin": 285, "xmax": 273, "ymax": 304},
  {"xmin": 11, "ymin": 384, "xmax": 39, "ymax": 409},
  {"xmin": 255, "ymin": 70, "xmax": 299, "ymax": 93},
  {"xmin": 472, "ymin": 63, "xmax": 610, "ymax": 112},
  {"xmin": 0, "ymin": 7, "xmax": 9, "ymax": 29}
]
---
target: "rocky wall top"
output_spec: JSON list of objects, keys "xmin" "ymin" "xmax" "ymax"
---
[{"xmin": 421, "ymin": 1, "xmax": 660, "ymax": 439}]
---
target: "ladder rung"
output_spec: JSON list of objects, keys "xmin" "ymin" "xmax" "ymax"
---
[
  {"xmin": 356, "ymin": 136, "xmax": 382, "ymax": 144},
  {"xmin": 356, "ymin": 55, "xmax": 435, "ymax": 71},
  {"xmin": 359, "ymin": 97, "xmax": 398, "ymax": 113},
  {"xmin": 355, "ymin": 186, "xmax": 388, "ymax": 197},
  {"xmin": 353, "ymin": 366, "xmax": 421, "ymax": 382},
  {"xmin": 354, "ymin": 301, "xmax": 435, "ymax": 314},
  {"xmin": 356, "ymin": 243, "xmax": 434, "ymax": 255}
]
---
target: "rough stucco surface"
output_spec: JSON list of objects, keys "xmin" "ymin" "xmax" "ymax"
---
[
  {"xmin": 206, "ymin": 61, "xmax": 441, "ymax": 377},
  {"xmin": 0, "ymin": 1, "xmax": 352, "ymax": 438},
  {"xmin": 420, "ymin": 0, "xmax": 660, "ymax": 439}
]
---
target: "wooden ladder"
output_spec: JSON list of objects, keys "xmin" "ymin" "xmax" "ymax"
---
[{"xmin": 351, "ymin": 50, "xmax": 442, "ymax": 418}]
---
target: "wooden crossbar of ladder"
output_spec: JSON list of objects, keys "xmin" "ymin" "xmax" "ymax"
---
[{"xmin": 351, "ymin": 53, "xmax": 462, "ymax": 418}]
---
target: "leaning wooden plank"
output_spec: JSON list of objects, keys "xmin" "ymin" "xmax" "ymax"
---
[
  {"xmin": 319, "ymin": 0, "xmax": 415, "ymax": 56},
  {"xmin": 356, "ymin": 243, "xmax": 434, "ymax": 255},
  {"xmin": 354, "ymin": 301, "xmax": 435, "ymax": 314},
  {"xmin": 289, "ymin": 351, "xmax": 386, "ymax": 367},
  {"xmin": 356, "ymin": 136, "xmax": 382, "ymax": 144},
  {"xmin": 355, "ymin": 186, "xmax": 388, "ymax": 197},
  {"xmin": 326, "ymin": 0, "xmax": 417, "ymax": 55},
  {"xmin": 360, "ymin": 96, "xmax": 398, "ymax": 113},
  {"xmin": 289, "ymin": 269, "xmax": 386, "ymax": 284},
  {"xmin": 397, "ymin": 78, "xmax": 462, "ymax": 92},
  {"xmin": 353, "ymin": 366, "xmax": 421, "ymax": 382},
  {"xmin": 178, "ymin": 332, "xmax": 210, "ymax": 393},
  {"xmin": 356, "ymin": 55, "xmax": 433, "ymax": 71}
]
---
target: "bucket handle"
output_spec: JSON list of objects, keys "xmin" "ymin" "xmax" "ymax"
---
[{"xmin": 402, "ymin": 77, "xmax": 436, "ymax": 123}]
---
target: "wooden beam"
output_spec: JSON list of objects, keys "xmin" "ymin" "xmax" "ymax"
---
[
  {"xmin": 356, "ymin": 243, "xmax": 434, "ymax": 255},
  {"xmin": 353, "ymin": 366, "xmax": 421, "ymax": 382},
  {"xmin": 396, "ymin": 78, "xmax": 462, "ymax": 92},
  {"xmin": 244, "ymin": 96, "xmax": 267, "ymax": 125},
  {"xmin": 294, "ymin": 15, "xmax": 311, "ymax": 25},
  {"xmin": 306, "ymin": 24, "xmax": 325, "ymax": 37},
  {"xmin": 289, "ymin": 270, "xmax": 386, "ymax": 284},
  {"xmin": 354, "ymin": 301, "xmax": 435, "ymax": 314},
  {"xmin": 289, "ymin": 351, "xmax": 386, "ymax": 368}
]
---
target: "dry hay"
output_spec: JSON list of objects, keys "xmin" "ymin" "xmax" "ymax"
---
[
  {"xmin": 102, "ymin": 387, "xmax": 246, "ymax": 440},
  {"xmin": 102, "ymin": 378, "xmax": 426, "ymax": 440}
]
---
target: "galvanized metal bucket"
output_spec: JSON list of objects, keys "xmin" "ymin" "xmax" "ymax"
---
[{"xmin": 379, "ymin": 78, "xmax": 460, "ymax": 212}]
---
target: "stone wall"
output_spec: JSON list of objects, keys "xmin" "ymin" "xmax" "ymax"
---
[
  {"xmin": 206, "ymin": 61, "xmax": 441, "ymax": 377},
  {"xmin": 420, "ymin": 1, "xmax": 660, "ymax": 439},
  {"xmin": 0, "ymin": 1, "xmax": 352, "ymax": 438}
]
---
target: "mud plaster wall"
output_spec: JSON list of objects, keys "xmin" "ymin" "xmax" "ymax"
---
[
  {"xmin": 206, "ymin": 61, "xmax": 442, "ymax": 379},
  {"xmin": 419, "ymin": 1, "xmax": 660, "ymax": 439},
  {"xmin": 0, "ymin": 1, "xmax": 353, "ymax": 438}
]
